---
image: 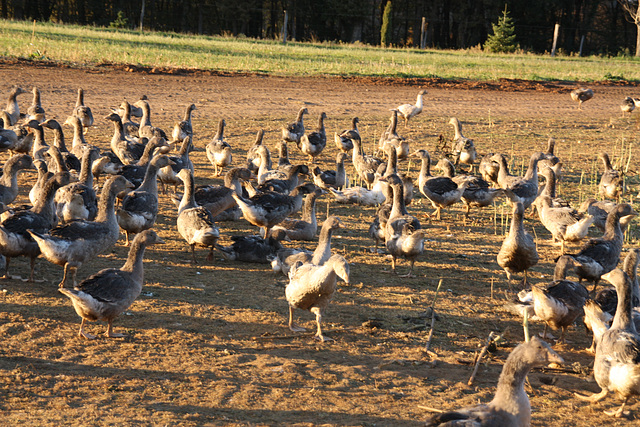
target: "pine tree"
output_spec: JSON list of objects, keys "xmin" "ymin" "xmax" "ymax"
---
[
  {"xmin": 484, "ymin": 6, "xmax": 518, "ymax": 53},
  {"xmin": 381, "ymin": 1, "xmax": 393, "ymax": 47}
]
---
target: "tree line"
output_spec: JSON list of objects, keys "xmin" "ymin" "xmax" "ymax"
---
[{"xmin": 2, "ymin": 0, "xmax": 639, "ymax": 56}]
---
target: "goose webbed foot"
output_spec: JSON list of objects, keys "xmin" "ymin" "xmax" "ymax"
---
[
  {"xmin": 574, "ymin": 389, "xmax": 608, "ymax": 403},
  {"xmin": 79, "ymin": 319, "xmax": 96, "ymax": 340},
  {"xmin": 105, "ymin": 321, "xmax": 125, "ymax": 338}
]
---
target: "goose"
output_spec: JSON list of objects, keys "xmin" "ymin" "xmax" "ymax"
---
[
  {"xmin": 58, "ymin": 229, "xmax": 164, "ymax": 340},
  {"xmin": 531, "ymin": 256, "xmax": 590, "ymax": 343},
  {"xmin": 378, "ymin": 110, "xmax": 409, "ymax": 160},
  {"xmin": 497, "ymin": 201, "xmax": 539, "ymax": 289},
  {"xmin": 381, "ymin": 174, "xmax": 423, "ymax": 277},
  {"xmin": 232, "ymin": 182, "xmax": 316, "ymax": 237},
  {"xmin": 105, "ymin": 112, "xmax": 145, "ymax": 165},
  {"xmin": 449, "ymin": 117, "xmax": 477, "ymax": 169},
  {"xmin": 492, "ymin": 152, "xmax": 545, "ymax": 210},
  {"xmin": 133, "ymin": 99, "xmax": 168, "ymax": 140},
  {"xmin": 0, "ymin": 172, "xmax": 74, "ymax": 281},
  {"xmin": 1, "ymin": 111, "xmax": 32, "ymax": 154},
  {"xmin": 113, "ymin": 100, "xmax": 141, "ymax": 136},
  {"xmin": 531, "ymin": 165, "xmax": 569, "ymax": 218},
  {"xmin": 270, "ymin": 188, "xmax": 323, "ymax": 241},
  {"xmin": 171, "ymin": 103, "xmax": 196, "ymax": 143},
  {"xmin": 54, "ymin": 146, "xmax": 101, "ymax": 223},
  {"xmin": 328, "ymin": 185, "xmax": 385, "ymax": 206},
  {"xmin": 298, "ymin": 112, "xmax": 327, "ymax": 163},
  {"xmin": 565, "ymin": 203, "xmax": 637, "ymax": 291},
  {"xmin": 113, "ymin": 95, "xmax": 146, "ymax": 119},
  {"xmin": 3, "ymin": 86, "xmax": 27, "ymax": 126},
  {"xmin": 28, "ymin": 175, "xmax": 134, "ymax": 288},
  {"xmin": 570, "ymin": 87, "xmax": 594, "ymax": 109},
  {"xmin": 537, "ymin": 137, "xmax": 560, "ymax": 174},
  {"xmin": 257, "ymin": 164, "xmax": 308, "ymax": 195},
  {"xmin": 312, "ymin": 152, "xmax": 348, "ymax": 190},
  {"xmin": 28, "ymin": 159, "xmax": 51, "ymax": 208},
  {"xmin": 26, "ymin": 87, "xmax": 45, "ymax": 122},
  {"xmin": 621, "ymin": 97, "xmax": 636, "ymax": 117},
  {"xmin": 206, "ymin": 119, "xmax": 233, "ymax": 176},
  {"xmin": 351, "ymin": 135, "xmax": 383, "ymax": 188},
  {"xmin": 286, "ymin": 254, "xmax": 349, "ymax": 342},
  {"xmin": 368, "ymin": 180, "xmax": 394, "ymax": 249},
  {"xmin": 117, "ymin": 154, "xmax": 175, "ymax": 245},
  {"xmin": 427, "ymin": 337, "xmax": 563, "ymax": 427},
  {"xmin": 63, "ymin": 115, "xmax": 89, "ymax": 158},
  {"xmin": 479, "ymin": 153, "xmax": 501, "ymax": 186},
  {"xmin": 0, "ymin": 122, "xmax": 18, "ymax": 152},
  {"xmin": 575, "ymin": 268, "xmax": 640, "ymax": 417},
  {"xmin": 176, "ymin": 168, "xmax": 220, "ymax": 264},
  {"xmin": 0, "ymin": 154, "xmax": 35, "ymax": 205},
  {"xmin": 245, "ymin": 130, "xmax": 265, "ymax": 173},
  {"xmin": 158, "ymin": 136, "xmax": 194, "ymax": 193},
  {"xmin": 255, "ymin": 145, "xmax": 279, "ymax": 184},
  {"xmin": 413, "ymin": 150, "xmax": 467, "ymax": 220},
  {"xmin": 598, "ymin": 152, "xmax": 623, "ymax": 201},
  {"xmin": 26, "ymin": 119, "xmax": 49, "ymax": 161},
  {"xmin": 281, "ymin": 107, "xmax": 308, "ymax": 143},
  {"xmin": 334, "ymin": 116, "xmax": 359, "ymax": 152},
  {"xmin": 172, "ymin": 167, "xmax": 253, "ymax": 220},
  {"xmin": 117, "ymin": 136, "xmax": 169, "ymax": 189},
  {"xmin": 41, "ymin": 119, "xmax": 81, "ymax": 173},
  {"xmin": 271, "ymin": 216, "xmax": 342, "ymax": 276},
  {"xmin": 537, "ymin": 194, "xmax": 594, "ymax": 254},
  {"xmin": 72, "ymin": 88, "xmax": 94, "ymax": 131},
  {"xmin": 217, "ymin": 230, "xmax": 288, "ymax": 263},
  {"xmin": 579, "ymin": 198, "xmax": 635, "ymax": 234},
  {"xmin": 436, "ymin": 157, "xmax": 504, "ymax": 218},
  {"xmin": 396, "ymin": 90, "xmax": 426, "ymax": 127},
  {"xmin": 583, "ymin": 299, "xmax": 613, "ymax": 354},
  {"xmin": 276, "ymin": 140, "xmax": 293, "ymax": 174}
]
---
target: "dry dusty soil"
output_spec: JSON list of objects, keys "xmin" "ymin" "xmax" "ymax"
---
[{"xmin": 1, "ymin": 59, "xmax": 640, "ymax": 426}]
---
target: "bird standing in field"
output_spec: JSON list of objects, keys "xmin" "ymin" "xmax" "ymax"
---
[
  {"xmin": 621, "ymin": 97, "xmax": 635, "ymax": 117},
  {"xmin": 497, "ymin": 201, "xmax": 539, "ymax": 289},
  {"xmin": 570, "ymin": 87, "xmax": 594, "ymax": 110},
  {"xmin": 396, "ymin": 90, "xmax": 426, "ymax": 127}
]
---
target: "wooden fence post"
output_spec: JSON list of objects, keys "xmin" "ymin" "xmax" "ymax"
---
[
  {"xmin": 282, "ymin": 10, "xmax": 288, "ymax": 44},
  {"xmin": 420, "ymin": 17, "xmax": 428, "ymax": 49},
  {"xmin": 551, "ymin": 23, "xmax": 560, "ymax": 56}
]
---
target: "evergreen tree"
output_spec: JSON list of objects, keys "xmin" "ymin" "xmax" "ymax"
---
[
  {"xmin": 381, "ymin": 1, "xmax": 392, "ymax": 47},
  {"xmin": 484, "ymin": 6, "xmax": 518, "ymax": 53}
]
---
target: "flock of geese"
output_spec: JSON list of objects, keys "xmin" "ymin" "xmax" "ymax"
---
[{"xmin": 1, "ymin": 83, "xmax": 640, "ymax": 425}]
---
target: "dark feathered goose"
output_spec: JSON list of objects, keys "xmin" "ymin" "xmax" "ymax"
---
[
  {"xmin": 206, "ymin": 119, "xmax": 233, "ymax": 176},
  {"xmin": 312, "ymin": 152, "xmax": 348, "ymax": 190},
  {"xmin": 427, "ymin": 337, "xmax": 563, "ymax": 427},
  {"xmin": 334, "ymin": 116, "xmax": 359, "ymax": 152},
  {"xmin": 0, "ymin": 154, "xmax": 34, "ymax": 205},
  {"xmin": 133, "ymin": 99, "xmax": 167, "ymax": 140},
  {"xmin": 271, "ymin": 188, "xmax": 323, "ymax": 241},
  {"xmin": 492, "ymin": 152, "xmax": 545, "ymax": 210},
  {"xmin": 117, "ymin": 136, "xmax": 169, "ymax": 189},
  {"xmin": 171, "ymin": 103, "xmax": 196, "ymax": 143},
  {"xmin": 176, "ymin": 168, "xmax": 219, "ymax": 264},
  {"xmin": 41, "ymin": 118, "xmax": 81, "ymax": 173},
  {"xmin": 298, "ymin": 112, "xmax": 327, "ymax": 163},
  {"xmin": 497, "ymin": 201, "xmax": 539, "ymax": 288},
  {"xmin": 159, "ymin": 136, "xmax": 194, "ymax": 193},
  {"xmin": 571, "ymin": 87, "xmax": 594, "ymax": 109},
  {"xmin": 59, "ymin": 229, "xmax": 164, "ymax": 340},
  {"xmin": 217, "ymin": 230, "xmax": 288, "ymax": 264},
  {"xmin": 105, "ymin": 112, "xmax": 145, "ymax": 165},
  {"xmin": 3, "ymin": 86, "xmax": 27, "ymax": 126},
  {"xmin": 29, "ymin": 175, "xmax": 134, "ymax": 288},
  {"xmin": 281, "ymin": 107, "xmax": 308, "ymax": 143}
]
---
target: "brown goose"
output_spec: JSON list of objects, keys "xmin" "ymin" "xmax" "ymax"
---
[
  {"xmin": 72, "ymin": 88, "xmax": 94, "ymax": 131},
  {"xmin": 492, "ymin": 152, "xmax": 545, "ymax": 210},
  {"xmin": 312, "ymin": 152, "xmax": 348, "ymax": 190},
  {"xmin": 598, "ymin": 152, "xmax": 623, "ymax": 201},
  {"xmin": 171, "ymin": 103, "xmax": 196, "ymax": 143},
  {"xmin": 245, "ymin": 130, "xmax": 265, "ymax": 173},
  {"xmin": 41, "ymin": 119, "xmax": 81, "ymax": 173},
  {"xmin": 334, "ymin": 116, "xmax": 359, "ymax": 152},
  {"xmin": 427, "ymin": 337, "xmax": 563, "ymax": 427},
  {"xmin": 449, "ymin": 117, "xmax": 477, "ymax": 169},
  {"xmin": 206, "ymin": 119, "xmax": 232, "ymax": 176},
  {"xmin": 3, "ymin": 86, "xmax": 27, "ymax": 126},
  {"xmin": 59, "ymin": 229, "xmax": 164, "ymax": 340},
  {"xmin": 351, "ymin": 135, "xmax": 383, "ymax": 188},
  {"xmin": 270, "ymin": 188, "xmax": 323, "ymax": 241},
  {"xmin": 54, "ymin": 146, "xmax": 101, "ymax": 223},
  {"xmin": 579, "ymin": 198, "xmax": 635, "ymax": 234},
  {"xmin": 497, "ymin": 201, "xmax": 539, "ymax": 288},
  {"xmin": 134, "ymin": 99, "xmax": 168, "ymax": 140},
  {"xmin": 26, "ymin": 87, "xmax": 45, "ymax": 122},
  {"xmin": 298, "ymin": 112, "xmax": 327, "ymax": 163},
  {"xmin": 0, "ymin": 154, "xmax": 35, "ymax": 206},
  {"xmin": 571, "ymin": 87, "xmax": 594, "ymax": 109}
]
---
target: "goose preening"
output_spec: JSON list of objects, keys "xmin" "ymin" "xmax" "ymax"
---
[
  {"xmin": 575, "ymin": 268, "xmax": 640, "ymax": 417},
  {"xmin": 334, "ymin": 116, "xmax": 359, "ymax": 152},
  {"xmin": 257, "ymin": 164, "xmax": 309, "ymax": 195},
  {"xmin": 479, "ymin": 153, "xmax": 500, "ymax": 186},
  {"xmin": 298, "ymin": 112, "xmax": 327, "ymax": 163},
  {"xmin": 282, "ymin": 107, "xmax": 308, "ymax": 144},
  {"xmin": 29, "ymin": 176, "xmax": 134, "ymax": 288},
  {"xmin": 232, "ymin": 182, "xmax": 316, "ymax": 237},
  {"xmin": 171, "ymin": 103, "xmax": 196, "ymax": 143},
  {"xmin": 3, "ymin": 86, "xmax": 27, "ymax": 126},
  {"xmin": 206, "ymin": 118, "xmax": 233, "ymax": 176},
  {"xmin": 427, "ymin": 337, "xmax": 563, "ymax": 427},
  {"xmin": 176, "ymin": 168, "xmax": 220, "ymax": 264},
  {"xmin": 285, "ymin": 253, "xmax": 349, "ymax": 342},
  {"xmin": 621, "ymin": 97, "xmax": 635, "ymax": 117},
  {"xmin": 449, "ymin": 117, "xmax": 477, "ymax": 169},
  {"xmin": 59, "ymin": 229, "xmax": 164, "ymax": 340},
  {"xmin": 564, "ymin": 203, "xmax": 637, "ymax": 291},
  {"xmin": 497, "ymin": 201, "xmax": 539, "ymax": 289},
  {"xmin": 72, "ymin": 88, "xmax": 94, "ymax": 131},
  {"xmin": 117, "ymin": 154, "xmax": 175, "ymax": 245},
  {"xmin": 396, "ymin": 90, "xmax": 426, "ymax": 127},
  {"xmin": 598, "ymin": 152, "xmax": 623, "ymax": 201},
  {"xmin": 571, "ymin": 87, "xmax": 594, "ymax": 109}
]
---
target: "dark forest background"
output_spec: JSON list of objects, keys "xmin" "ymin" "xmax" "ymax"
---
[{"xmin": 1, "ymin": 0, "xmax": 639, "ymax": 56}]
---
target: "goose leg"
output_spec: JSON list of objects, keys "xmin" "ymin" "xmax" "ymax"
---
[
  {"xmin": 78, "ymin": 318, "xmax": 96, "ymax": 340},
  {"xmin": 190, "ymin": 244, "xmax": 198, "ymax": 265},
  {"xmin": 604, "ymin": 398, "xmax": 629, "ymax": 418},
  {"xmin": 206, "ymin": 246, "xmax": 214, "ymax": 261},
  {"xmin": 1, "ymin": 257, "xmax": 10, "ymax": 279},
  {"xmin": 399, "ymin": 259, "xmax": 416, "ymax": 278},
  {"xmin": 28, "ymin": 256, "xmax": 36, "ymax": 282},
  {"xmin": 575, "ymin": 388, "xmax": 608, "ymax": 403},
  {"xmin": 59, "ymin": 263, "xmax": 72, "ymax": 288},
  {"xmin": 311, "ymin": 307, "xmax": 332, "ymax": 342},
  {"xmin": 288, "ymin": 306, "xmax": 306, "ymax": 332},
  {"xmin": 105, "ymin": 320, "xmax": 125, "ymax": 338}
]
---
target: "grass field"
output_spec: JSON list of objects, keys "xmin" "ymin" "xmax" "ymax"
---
[{"xmin": 2, "ymin": 19, "xmax": 640, "ymax": 82}]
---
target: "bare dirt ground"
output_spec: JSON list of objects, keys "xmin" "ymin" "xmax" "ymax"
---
[{"xmin": 1, "ymin": 60, "xmax": 640, "ymax": 426}]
